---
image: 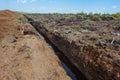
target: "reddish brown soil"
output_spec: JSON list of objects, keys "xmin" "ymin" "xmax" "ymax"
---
[
  {"xmin": 0, "ymin": 10, "xmax": 71, "ymax": 80},
  {"xmin": 0, "ymin": 10, "xmax": 20, "ymax": 41}
]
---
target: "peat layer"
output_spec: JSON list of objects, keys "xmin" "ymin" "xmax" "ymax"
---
[{"xmin": 25, "ymin": 14, "xmax": 120, "ymax": 80}]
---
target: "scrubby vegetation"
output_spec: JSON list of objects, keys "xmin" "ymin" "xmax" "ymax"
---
[
  {"xmin": 25, "ymin": 11, "xmax": 120, "ymax": 80},
  {"xmin": 25, "ymin": 11, "xmax": 120, "ymax": 55},
  {"xmin": 111, "ymin": 13, "xmax": 120, "ymax": 18},
  {"xmin": 48, "ymin": 12, "xmax": 120, "ymax": 19},
  {"xmin": 18, "ymin": 17, "xmax": 28, "ymax": 34}
]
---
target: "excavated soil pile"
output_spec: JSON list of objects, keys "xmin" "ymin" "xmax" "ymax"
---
[
  {"xmin": 0, "ymin": 10, "xmax": 71, "ymax": 80},
  {"xmin": 0, "ymin": 10, "xmax": 20, "ymax": 41}
]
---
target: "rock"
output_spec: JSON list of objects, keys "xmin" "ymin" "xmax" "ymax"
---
[{"xmin": 65, "ymin": 30, "xmax": 72, "ymax": 34}]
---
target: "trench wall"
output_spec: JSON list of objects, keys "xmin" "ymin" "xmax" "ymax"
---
[{"xmin": 30, "ymin": 21, "xmax": 120, "ymax": 80}]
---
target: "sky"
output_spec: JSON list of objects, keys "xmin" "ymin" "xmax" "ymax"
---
[{"xmin": 0, "ymin": 0, "xmax": 120, "ymax": 13}]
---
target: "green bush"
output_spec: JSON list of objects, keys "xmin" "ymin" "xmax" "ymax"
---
[
  {"xmin": 112, "ymin": 13, "xmax": 120, "ymax": 18},
  {"xmin": 18, "ymin": 17, "xmax": 27, "ymax": 24}
]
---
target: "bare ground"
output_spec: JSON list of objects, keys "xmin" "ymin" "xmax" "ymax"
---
[{"xmin": 0, "ymin": 10, "xmax": 71, "ymax": 80}]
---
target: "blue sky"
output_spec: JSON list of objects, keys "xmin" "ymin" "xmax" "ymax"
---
[{"xmin": 0, "ymin": 0, "xmax": 120, "ymax": 13}]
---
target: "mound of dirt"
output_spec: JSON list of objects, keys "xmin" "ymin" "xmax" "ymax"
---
[
  {"xmin": 0, "ymin": 10, "xmax": 18, "ymax": 18},
  {"xmin": 0, "ymin": 35, "xmax": 71, "ymax": 80},
  {"xmin": 0, "ymin": 10, "xmax": 71, "ymax": 80},
  {"xmin": 0, "ymin": 10, "xmax": 20, "ymax": 41}
]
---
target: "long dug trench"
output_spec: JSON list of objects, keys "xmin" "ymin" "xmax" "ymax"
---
[
  {"xmin": 25, "ymin": 14, "xmax": 120, "ymax": 80},
  {"xmin": 30, "ymin": 22, "xmax": 87, "ymax": 80},
  {"xmin": 36, "ymin": 28, "xmax": 87, "ymax": 80},
  {"xmin": 25, "ymin": 18, "xmax": 88, "ymax": 80}
]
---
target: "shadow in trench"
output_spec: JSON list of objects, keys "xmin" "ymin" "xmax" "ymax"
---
[{"xmin": 34, "ymin": 27, "xmax": 87, "ymax": 80}]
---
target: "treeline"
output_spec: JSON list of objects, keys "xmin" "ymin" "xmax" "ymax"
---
[
  {"xmin": 77, "ymin": 12, "xmax": 120, "ymax": 18},
  {"xmin": 18, "ymin": 11, "xmax": 120, "ymax": 18},
  {"xmin": 52, "ymin": 12, "xmax": 120, "ymax": 18}
]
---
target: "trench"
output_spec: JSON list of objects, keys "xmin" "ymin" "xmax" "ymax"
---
[
  {"xmin": 40, "ymin": 33, "xmax": 87, "ymax": 80},
  {"xmin": 27, "ymin": 21, "xmax": 87, "ymax": 80}
]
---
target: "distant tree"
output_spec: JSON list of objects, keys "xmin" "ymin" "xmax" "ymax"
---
[
  {"xmin": 102, "ymin": 13, "xmax": 110, "ymax": 17},
  {"xmin": 93, "ymin": 13, "xmax": 101, "ymax": 16},
  {"xmin": 112, "ymin": 13, "xmax": 120, "ymax": 18},
  {"xmin": 88, "ymin": 12, "xmax": 93, "ymax": 16},
  {"xmin": 77, "ymin": 11, "xmax": 87, "ymax": 16}
]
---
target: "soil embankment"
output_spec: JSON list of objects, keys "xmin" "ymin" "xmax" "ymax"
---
[
  {"xmin": 0, "ymin": 10, "xmax": 71, "ymax": 80},
  {"xmin": 25, "ymin": 14, "xmax": 120, "ymax": 80}
]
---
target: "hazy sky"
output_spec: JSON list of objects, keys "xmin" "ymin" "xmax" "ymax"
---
[{"xmin": 0, "ymin": 0, "xmax": 120, "ymax": 13}]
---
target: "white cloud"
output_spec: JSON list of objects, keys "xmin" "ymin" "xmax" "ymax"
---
[
  {"xmin": 30, "ymin": 0, "xmax": 37, "ymax": 3},
  {"xmin": 39, "ymin": 7, "xmax": 47, "ymax": 11},
  {"xmin": 103, "ymin": 8, "xmax": 106, "ymax": 10},
  {"xmin": 59, "ymin": 8, "xmax": 64, "ymax": 11},
  {"xmin": 17, "ymin": 0, "xmax": 37, "ymax": 3},
  {"xmin": 112, "ymin": 5, "xmax": 117, "ymax": 9},
  {"xmin": 32, "ymin": 8, "xmax": 35, "ymax": 10},
  {"xmin": 17, "ymin": 0, "xmax": 27, "ymax": 3},
  {"xmin": 49, "ymin": 0, "xmax": 57, "ymax": 3}
]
